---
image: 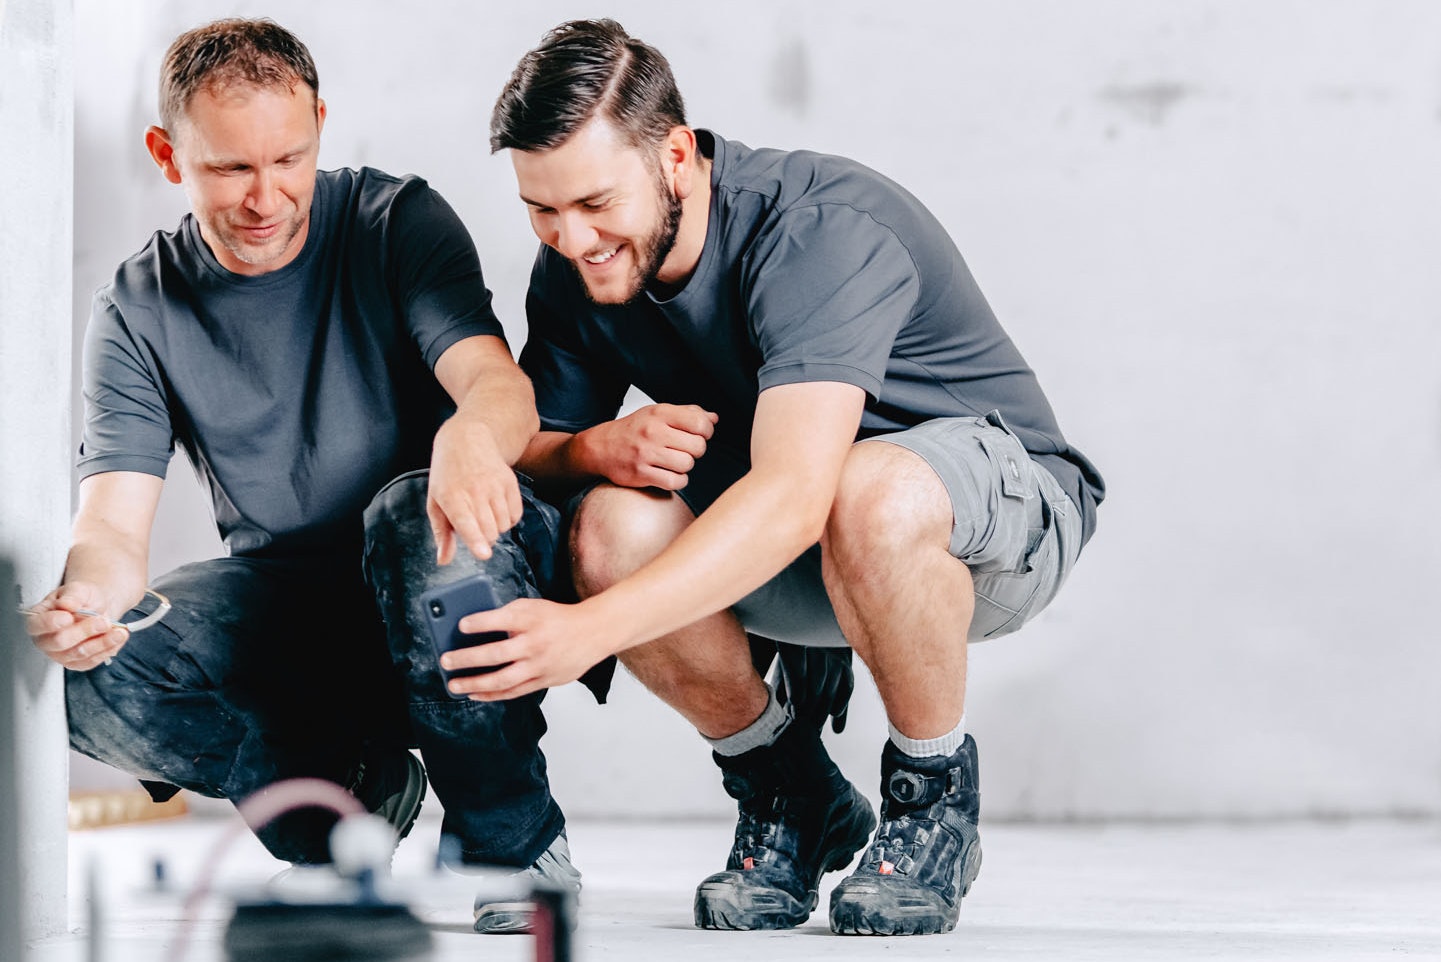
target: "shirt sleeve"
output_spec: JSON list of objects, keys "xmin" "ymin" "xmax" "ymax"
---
[
  {"xmin": 744, "ymin": 204, "xmax": 921, "ymax": 399},
  {"xmin": 385, "ymin": 179, "xmax": 507, "ymax": 368},
  {"xmin": 76, "ymin": 290, "xmax": 175, "ymax": 480},
  {"xmin": 518, "ymin": 253, "xmax": 631, "ymax": 433}
]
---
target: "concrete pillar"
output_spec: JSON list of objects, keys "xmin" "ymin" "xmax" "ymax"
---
[{"xmin": 0, "ymin": 0, "xmax": 76, "ymax": 948}]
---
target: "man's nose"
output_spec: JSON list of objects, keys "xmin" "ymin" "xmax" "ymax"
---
[
  {"xmin": 245, "ymin": 169, "xmax": 284, "ymax": 219},
  {"xmin": 552, "ymin": 211, "xmax": 598, "ymax": 260}
]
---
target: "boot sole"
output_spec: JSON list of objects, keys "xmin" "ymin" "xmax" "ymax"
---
[
  {"xmin": 694, "ymin": 876, "xmax": 816, "ymax": 930},
  {"xmin": 694, "ymin": 786, "xmax": 878, "ymax": 931},
  {"xmin": 829, "ymin": 838, "xmax": 982, "ymax": 936}
]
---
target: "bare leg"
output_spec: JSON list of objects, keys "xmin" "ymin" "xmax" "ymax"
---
[
  {"xmin": 570, "ymin": 484, "xmax": 768, "ymax": 739},
  {"xmin": 821, "ymin": 441, "xmax": 970, "ymax": 739}
]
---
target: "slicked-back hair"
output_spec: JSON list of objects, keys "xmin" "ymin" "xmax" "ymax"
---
[
  {"xmin": 158, "ymin": 18, "xmax": 318, "ymax": 131},
  {"xmin": 490, "ymin": 19, "xmax": 686, "ymax": 155}
]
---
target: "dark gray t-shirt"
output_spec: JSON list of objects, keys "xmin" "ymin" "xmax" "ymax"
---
[
  {"xmin": 80, "ymin": 167, "xmax": 504, "ymax": 557},
  {"xmin": 520, "ymin": 131, "xmax": 1104, "ymax": 543}
]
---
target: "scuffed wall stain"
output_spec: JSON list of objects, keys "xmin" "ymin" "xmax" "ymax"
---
[
  {"xmin": 1099, "ymin": 81, "xmax": 1192, "ymax": 126},
  {"xmin": 768, "ymin": 36, "xmax": 811, "ymax": 116}
]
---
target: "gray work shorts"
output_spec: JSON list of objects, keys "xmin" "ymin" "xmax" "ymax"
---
[{"xmin": 725, "ymin": 412, "xmax": 1083, "ymax": 647}]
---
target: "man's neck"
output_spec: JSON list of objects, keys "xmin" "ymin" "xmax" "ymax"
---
[{"xmin": 655, "ymin": 155, "xmax": 712, "ymax": 289}]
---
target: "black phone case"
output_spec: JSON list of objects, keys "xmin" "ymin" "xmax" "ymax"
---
[{"xmin": 419, "ymin": 573, "xmax": 508, "ymax": 698}]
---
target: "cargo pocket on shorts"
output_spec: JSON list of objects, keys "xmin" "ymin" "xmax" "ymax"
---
[
  {"xmin": 968, "ymin": 431, "xmax": 1040, "ymax": 574},
  {"xmin": 971, "ymin": 488, "xmax": 1057, "ymax": 640}
]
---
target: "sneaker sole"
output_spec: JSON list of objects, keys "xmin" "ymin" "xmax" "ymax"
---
[
  {"xmin": 694, "ymin": 785, "xmax": 878, "ymax": 931},
  {"xmin": 473, "ymin": 901, "xmax": 535, "ymax": 935},
  {"xmin": 387, "ymin": 752, "xmax": 428, "ymax": 844}
]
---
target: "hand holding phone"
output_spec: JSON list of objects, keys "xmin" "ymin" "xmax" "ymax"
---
[{"xmin": 419, "ymin": 573, "xmax": 508, "ymax": 698}]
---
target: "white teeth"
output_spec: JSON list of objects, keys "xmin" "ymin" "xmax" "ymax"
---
[{"xmin": 582, "ymin": 248, "xmax": 618, "ymax": 265}]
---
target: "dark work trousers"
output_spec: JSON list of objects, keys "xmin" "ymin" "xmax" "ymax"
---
[{"xmin": 67, "ymin": 469, "xmax": 567, "ymax": 868}]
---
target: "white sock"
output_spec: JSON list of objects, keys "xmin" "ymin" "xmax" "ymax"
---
[
  {"xmin": 707, "ymin": 684, "xmax": 792, "ymax": 757},
  {"xmin": 889, "ymin": 715, "xmax": 966, "ymax": 758}
]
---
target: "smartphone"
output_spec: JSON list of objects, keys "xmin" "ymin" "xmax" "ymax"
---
[{"xmin": 419, "ymin": 573, "xmax": 508, "ymax": 698}]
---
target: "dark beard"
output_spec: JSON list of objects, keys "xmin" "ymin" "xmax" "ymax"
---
[
  {"xmin": 569, "ymin": 174, "xmax": 684, "ymax": 305},
  {"xmin": 633, "ymin": 185, "xmax": 684, "ymax": 301}
]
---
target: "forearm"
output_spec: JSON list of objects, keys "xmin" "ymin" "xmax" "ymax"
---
[
  {"xmin": 573, "ymin": 382, "xmax": 863, "ymax": 654},
  {"xmin": 581, "ymin": 468, "xmax": 828, "ymax": 654},
  {"xmin": 52, "ymin": 471, "xmax": 162, "ymax": 616},
  {"xmin": 59, "ymin": 526, "xmax": 150, "ymax": 617},
  {"xmin": 447, "ymin": 364, "xmax": 540, "ymax": 466},
  {"xmin": 517, "ymin": 429, "xmax": 601, "ymax": 484}
]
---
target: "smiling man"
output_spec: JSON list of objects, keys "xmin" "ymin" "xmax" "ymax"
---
[
  {"xmin": 24, "ymin": 18, "xmax": 584, "ymax": 933},
  {"xmin": 451, "ymin": 19, "xmax": 1106, "ymax": 937}
]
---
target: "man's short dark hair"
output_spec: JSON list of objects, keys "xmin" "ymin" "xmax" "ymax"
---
[
  {"xmin": 490, "ymin": 18, "xmax": 686, "ymax": 155},
  {"xmin": 158, "ymin": 18, "xmax": 319, "ymax": 131}
]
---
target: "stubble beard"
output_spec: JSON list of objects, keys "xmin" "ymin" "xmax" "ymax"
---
[{"xmin": 214, "ymin": 208, "xmax": 307, "ymax": 270}]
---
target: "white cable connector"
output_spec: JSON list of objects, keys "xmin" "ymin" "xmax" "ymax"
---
[{"xmin": 329, "ymin": 813, "xmax": 399, "ymax": 879}]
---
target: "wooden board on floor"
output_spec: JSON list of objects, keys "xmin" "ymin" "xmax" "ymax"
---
[{"xmin": 68, "ymin": 790, "xmax": 189, "ymax": 831}]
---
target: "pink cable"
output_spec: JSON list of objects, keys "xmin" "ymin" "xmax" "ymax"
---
[{"xmin": 163, "ymin": 778, "xmax": 367, "ymax": 962}]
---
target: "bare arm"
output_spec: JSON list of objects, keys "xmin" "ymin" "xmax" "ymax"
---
[
  {"xmin": 427, "ymin": 334, "xmax": 541, "ymax": 563},
  {"xmin": 583, "ymin": 381, "xmax": 864, "ymax": 643},
  {"xmin": 447, "ymin": 380, "xmax": 867, "ymax": 697},
  {"xmin": 25, "ymin": 471, "xmax": 162, "ymax": 671}
]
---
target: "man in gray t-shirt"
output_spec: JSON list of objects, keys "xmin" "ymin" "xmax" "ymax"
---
[
  {"xmin": 453, "ymin": 19, "xmax": 1105, "ymax": 938},
  {"xmin": 21, "ymin": 19, "xmax": 584, "ymax": 934}
]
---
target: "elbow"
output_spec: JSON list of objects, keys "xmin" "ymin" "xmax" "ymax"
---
[{"xmin": 776, "ymin": 480, "xmax": 835, "ymax": 551}]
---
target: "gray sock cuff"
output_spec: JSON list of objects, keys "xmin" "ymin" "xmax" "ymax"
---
[
  {"xmin": 707, "ymin": 685, "xmax": 792, "ymax": 757},
  {"xmin": 889, "ymin": 715, "xmax": 967, "ymax": 758}
]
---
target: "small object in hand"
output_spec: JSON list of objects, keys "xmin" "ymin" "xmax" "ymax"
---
[{"xmin": 15, "ymin": 588, "xmax": 172, "ymax": 633}]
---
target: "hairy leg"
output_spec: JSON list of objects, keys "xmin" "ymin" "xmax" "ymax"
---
[
  {"xmin": 570, "ymin": 484, "xmax": 768, "ymax": 738},
  {"xmin": 821, "ymin": 441, "xmax": 970, "ymax": 739}
]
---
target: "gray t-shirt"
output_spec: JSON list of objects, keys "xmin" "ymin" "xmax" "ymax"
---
[
  {"xmin": 80, "ymin": 167, "xmax": 504, "ymax": 557},
  {"xmin": 520, "ymin": 130, "xmax": 1104, "ymax": 543}
]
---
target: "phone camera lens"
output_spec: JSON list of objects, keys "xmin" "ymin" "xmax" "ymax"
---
[{"xmin": 429, "ymin": 600, "xmax": 444, "ymax": 618}]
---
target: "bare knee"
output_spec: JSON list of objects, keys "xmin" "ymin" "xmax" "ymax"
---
[
  {"xmin": 823, "ymin": 441, "xmax": 953, "ymax": 575},
  {"xmin": 570, "ymin": 484, "xmax": 695, "ymax": 597}
]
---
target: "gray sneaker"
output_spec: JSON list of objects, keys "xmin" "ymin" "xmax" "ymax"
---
[
  {"xmin": 472, "ymin": 832, "xmax": 582, "ymax": 934},
  {"xmin": 346, "ymin": 748, "xmax": 428, "ymax": 852}
]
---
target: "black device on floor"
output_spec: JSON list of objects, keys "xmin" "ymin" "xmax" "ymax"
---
[
  {"xmin": 420, "ymin": 573, "xmax": 508, "ymax": 697},
  {"xmin": 225, "ymin": 899, "xmax": 432, "ymax": 961}
]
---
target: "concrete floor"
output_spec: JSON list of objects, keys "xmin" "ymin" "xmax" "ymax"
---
[{"xmin": 31, "ymin": 810, "xmax": 1441, "ymax": 961}]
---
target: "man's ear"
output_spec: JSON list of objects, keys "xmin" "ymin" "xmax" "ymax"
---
[
  {"xmin": 144, "ymin": 126, "xmax": 183, "ymax": 185},
  {"xmin": 663, "ymin": 125, "xmax": 700, "ymax": 200},
  {"xmin": 315, "ymin": 96, "xmax": 327, "ymax": 136}
]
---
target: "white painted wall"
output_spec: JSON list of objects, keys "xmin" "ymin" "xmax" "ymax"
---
[
  {"xmin": 66, "ymin": 1, "xmax": 1441, "ymax": 822},
  {"xmin": 2, "ymin": 0, "xmax": 74, "ymax": 942}
]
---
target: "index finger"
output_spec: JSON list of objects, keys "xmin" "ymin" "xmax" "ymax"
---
[
  {"xmin": 449, "ymin": 508, "xmax": 498, "ymax": 562},
  {"xmin": 427, "ymin": 495, "xmax": 459, "ymax": 565},
  {"xmin": 456, "ymin": 605, "xmax": 512, "ymax": 637},
  {"xmin": 665, "ymin": 406, "xmax": 718, "ymax": 439},
  {"xmin": 28, "ymin": 611, "xmax": 113, "ymax": 653}
]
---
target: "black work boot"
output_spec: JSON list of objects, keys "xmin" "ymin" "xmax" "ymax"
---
[
  {"xmin": 694, "ymin": 721, "xmax": 876, "ymax": 930},
  {"xmin": 829, "ymin": 735, "xmax": 982, "ymax": 936}
]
